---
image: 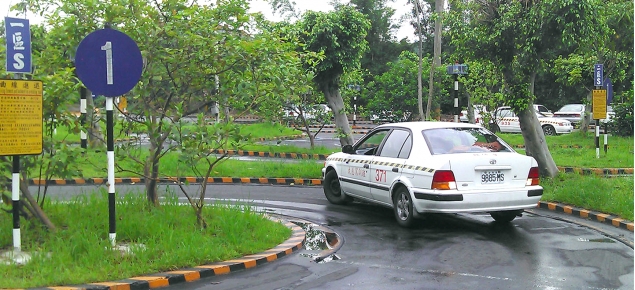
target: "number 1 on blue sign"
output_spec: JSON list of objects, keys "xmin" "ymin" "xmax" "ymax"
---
[{"xmin": 101, "ymin": 41, "xmax": 113, "ymax": 85}]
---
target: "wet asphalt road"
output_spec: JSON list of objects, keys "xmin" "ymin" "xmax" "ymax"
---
[
  {"xmin": 39, "ymin": 183, "xmax": 634, "ymax": 290},
  {"xmin": 35, "ymin": 125, "xmax": 633, "ymax": 289}
]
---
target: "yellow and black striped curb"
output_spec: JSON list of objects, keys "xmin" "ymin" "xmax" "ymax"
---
[
  {"xmin": 19, "ymin": 219, "xmax": 305, "ymax": 290},
  {"xmin": 212, "ymin": 149, "xmax": 329, "ymax": 160},
  {"xmin": 115, "ymin": 135, "xmax": 306, "ymax": 143},
  {"xmin": 512, "ymin": 144, "xmax": 627, "ymax": 149},
  {"xmin": 538, "ymin": 201, "xmax": 634, "ymax": 232},
  {"xmin": 311, "ymin": 130, "xmax": 368, "ymax": 134},
  {"xmin": 21, "ymin": 177, "xmax": 323, "ymax": 186},
  {"xmin": 556, "ymin": 166, "xmax": 634, "ymax": 176},
  {"xmin": 308, "ymin": 125, "xmax": 375, "ymax": 130}
]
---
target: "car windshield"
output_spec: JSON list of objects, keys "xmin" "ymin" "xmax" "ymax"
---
[
  {"xmin": 422, "ymin": 128, "xmax": 513, "ymax": 155},
  {"xmin": 558, "ymin": 104, "xmax": 584, "ymax": 112}
]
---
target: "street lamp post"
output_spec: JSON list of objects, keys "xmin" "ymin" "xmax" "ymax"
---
[{"xmin": 446, "ymin": 63, "xmax": 469, "ymax": 123}]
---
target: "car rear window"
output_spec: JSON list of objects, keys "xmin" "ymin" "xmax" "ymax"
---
[{"xmin": 422, "ymin": 128, "xmax": 513, "ymax": 155}]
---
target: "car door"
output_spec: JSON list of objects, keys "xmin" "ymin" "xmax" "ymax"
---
[
  {"xmin": 339, "ymin": 129, "xmax": 390, "ymax": 200},
  {"xmin": 369, "ymin": 129, "xmax": 412, "ymax": 205},
  {"xmin": 496, "ymin": 108, "xmax": 515, "ymax": 133}
]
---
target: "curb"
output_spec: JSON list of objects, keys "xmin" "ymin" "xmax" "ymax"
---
[
  {"xmin": 538, "ymin": 201, "xmax": 634, "ymax": 232},
  {"xmin": 212, "ymin": 149, "xmax": 329, "ymax": 160},
  {"xmin": 23, "ymin": 177, "xmax": 323, "ymax": 186},
  {"xmin": 556, "ymin": 166, "xmax": 634, "ymax": 176},
  {"xmin": 24, "ymin": 218, "xmax": 306, "ymax": 290}
]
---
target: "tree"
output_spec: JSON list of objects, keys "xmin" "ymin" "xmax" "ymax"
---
[
  {"xmin": 295, "ymin": 6, "xmax": 371, "ymax": 146},
  {"xmin": 18, "ymin": 0, "xmax": 306, "ymax": 229},
  {"xmin": 366, "ymin": 51, "xmax": 430, "ymax": 121},
  {"xmin": 446, "ymin": 0, "xmax": 607, "ymax": 177},
  {"xmin": 350, "ymin": 0, "xmax": 405, "ymax": 78}
]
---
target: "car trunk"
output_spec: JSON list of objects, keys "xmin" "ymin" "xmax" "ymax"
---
[{"xmin": 448, "ymin": 153, "xmax": 530, "ymax": 191}]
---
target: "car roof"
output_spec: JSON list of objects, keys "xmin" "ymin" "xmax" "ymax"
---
[{"xmin": 375, "ymin": 121, "xmax": 482, "ymax": 131}]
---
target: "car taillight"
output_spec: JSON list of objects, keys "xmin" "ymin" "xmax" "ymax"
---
[
  {"xmin": 526, "ymin": 167, "xmax": 540, "ymax": 186},
  {"xmin": 432, "ymin": 170, "xmax": 457, "ymax": 190}
]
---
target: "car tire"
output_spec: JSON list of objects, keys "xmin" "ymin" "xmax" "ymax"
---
[
  {"xmin": 393, "ymin": 186, "xmax": 416, "ymax": 228},
  {"xmin": 490, "ymin": 210, "xmax": 522, "ymax": 223},
  {"xmin": 323, "ymin": 170, "xmax": 353, "ymax": 205},
  {"xmin": 542, "ymin": 125, "xmax": 556, "ymax": 136}
]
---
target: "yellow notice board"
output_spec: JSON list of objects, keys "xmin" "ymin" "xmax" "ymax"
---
[
  {"xmin": 0, "ymin": 80, "xmax": 43, "ymax": 156},
  {"xmin": 592, "ymin": 90, "xmax": 607, "ymax": 120}
]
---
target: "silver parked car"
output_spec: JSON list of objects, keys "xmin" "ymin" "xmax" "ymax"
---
[{"xmin": 553, "ymin": 104, "xmax": 586, "ymax": 125}]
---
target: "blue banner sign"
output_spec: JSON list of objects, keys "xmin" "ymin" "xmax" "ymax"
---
[
  {"xmin": 4, "ymin": 17, "xmax": 31, "ymax": 74},
  {"xmin": 594, "ymin": 64, "xmax": 603, "ymax": 87}
]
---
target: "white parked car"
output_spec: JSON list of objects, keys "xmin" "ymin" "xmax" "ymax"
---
[
  {"xmin": 490, "ymin": 106, "xmax": 573, "ymax": 135},
  {"xmin": 321, "ymin": 122, "xmax": 543, "ymax": 228},
  {"xmin": 460, "ymin": 104, "xmax": 487, "ymax": 123}
]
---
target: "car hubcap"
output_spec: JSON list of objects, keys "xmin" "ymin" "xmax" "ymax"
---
[
  {"xmin": 397, "ymin": 193, "xmax": 410, "ymax": 220},
  {"xmin": 329, "ymin": 180, "xmax": 341, "ymax": 196}
]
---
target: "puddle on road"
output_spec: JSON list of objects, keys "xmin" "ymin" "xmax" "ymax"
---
[
  {"xmin": 577, "ymin": 237, "xmax": 616, "ymax": 243},
  {"xmin": 293, "ymin": 222, "xmax": 341, "ymax": 263}
]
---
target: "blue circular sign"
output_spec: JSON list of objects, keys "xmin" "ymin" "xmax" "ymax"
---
[{"xmin": 75, "ymin": 28, "xmax": 142, "ymax": 97}]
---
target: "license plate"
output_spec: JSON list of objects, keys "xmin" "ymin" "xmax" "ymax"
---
[{"xmin": 481, "ymin": 171, "xmax": 505, "ymax": 183}]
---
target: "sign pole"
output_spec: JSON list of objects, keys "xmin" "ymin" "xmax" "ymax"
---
[
  {"xmin": 453, "ymin": 75, "xmax": 459, "ymax": 123},
  {"xmin": 446, "ymin": 63, "xmax": 468, "ymax": 123},
  {"xmin": 106, "ymin": 96, "xmax": 116, "ymax": 246},
  {"xmin": 593, "ymin": 64, "xmax": 605, "ymax": 159},
  {"xmin": 80, "ymin": 87, "xmax": 87, "ymax": 150},
  {"xmin": 12, "ymin": 156, "xmax": 20, "ymax": 252},
  {"xmin": 74, "ymin": 26, "xmax": 142, "ymax": 247}
]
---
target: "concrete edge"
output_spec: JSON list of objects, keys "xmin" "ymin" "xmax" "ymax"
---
[
  {"xmin": 537, "ymin": 201, "xmax": 634, "ymax": 232},
  {"xmin": 25, "ymin": 177, "xmax": 323, "ymax": 186},
  {"xmin": 31, "ymin": 218, "xmax": 306, "ymax": 290}
]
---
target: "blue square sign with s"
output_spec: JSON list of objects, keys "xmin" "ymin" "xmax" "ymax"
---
[{"xmin": 5, "ymin": 17, "xmax": 31, "ymax": 74}]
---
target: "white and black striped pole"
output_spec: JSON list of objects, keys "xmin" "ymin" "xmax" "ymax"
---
[
  {"xmin": 80, "ymin": 87, "xmax": 87, "ymax": 149},
  {"xmin": 453, "ymin": 75, "xmax": 459, "ymax": 123},
  {"xmin": 106, "ymin": 96, "xmax": 116, "ymax": 246},
  {"xmin": 12, "ymin": 156, "xmax": 21, "ymax": 252},
  {"xmin": 447, "ymin": 63, "xmax": 468, "ymax": 123}
]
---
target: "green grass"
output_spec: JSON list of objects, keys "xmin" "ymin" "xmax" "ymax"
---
[
  {"xmin": 0, "ymin": 193, "xmax": 290, "ymax": 289},
  {"xmin": 541, "ymin": 174, "xmax": 634, "ymax": 221},
  {"xmin": 498, "ymin": 132, "xmax": 634, "ymax": 168},
  {"xmin": 50, "ymin": 121, "xmax": 303, "ymax": 144}
]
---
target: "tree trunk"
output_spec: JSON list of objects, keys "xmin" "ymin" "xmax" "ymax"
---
[
  {"xmin": 415, "ymin": 0, "xmax": 425, "ymax": 120},
  {"xmin": 85, "ymin": 89, "xmax": 105, "ymax": 149},
  {"xmin": 517, "ymin": 72, "xmax": 558, "ymax": 178},
  {"xmin": 518, "ymin": 106, "xmax": 559, "ymax": 177},
  {"xmin": 426, "ymin": 0, "xmax": 443, "ymax": 120},
  {"xmin": 580, "ymin": 90, "xmax": 593, "ymax": 133},
  {"xmin": 322, "ymin": 83, "xmax": 353, "ymax": 146},
  {"xmin": 19, "ymin": 179, "xmax": 56, "ymax": 231}
]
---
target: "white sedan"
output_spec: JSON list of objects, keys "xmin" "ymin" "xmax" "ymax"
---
[
  {"xmin": 322, "ymin": 122, "xmax": 543, "ymax": 228},
  {"xmin": 491, "ymin": 106, "xmax": 573, "ymax": 135}
]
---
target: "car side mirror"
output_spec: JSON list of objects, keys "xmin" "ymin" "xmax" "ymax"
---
[{"xmin": 342, "ymin": 144, "xmax": 354, "ymax": 154}]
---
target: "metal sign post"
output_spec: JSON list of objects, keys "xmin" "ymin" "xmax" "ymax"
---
[
  {"xmin": 0, "ymin": 80, "xmax": 43, "ymax": 252},
  {"xmin": 592, "ymin": 64, "xmax": 605, "ymax": 159},
  {"xmin": 74, "ymin": 26, "xmax": 143, "ymax": 246},
  {"xmin": 446, "ymin": 63, "xmax": 468, "ymax": 123}
]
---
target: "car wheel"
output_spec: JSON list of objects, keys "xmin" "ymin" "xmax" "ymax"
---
[
  {"xmin": 542, "ymin": 125, "xmax": 556, "ymax": 136},
  {"xmin": 393, "ymin": 186, "xmax": 416, "ymax": 228},
  {"xmin": 490, "ymin": 210, "xmax": 522, "ymax": 223},
  {"xmin": 490, "ymin": 124, "xmax": 500, "ymax": 133},
  {"xmin": 323, "ymin": 170, "xmax": 353, "ymax": 205}
]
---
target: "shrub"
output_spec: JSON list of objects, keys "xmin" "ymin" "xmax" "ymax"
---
[{"xmin": 608, "ymin": 89, "xmax": 634, "ymax": 137}]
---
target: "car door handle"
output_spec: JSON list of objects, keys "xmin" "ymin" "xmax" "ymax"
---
[
  {"xmin": 363, "ymin": 164, "xmax": 370, "ymax": 169},
  {"xmin": 392, "ymin": 167, "xmax": 399, "ymax": 173}
]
